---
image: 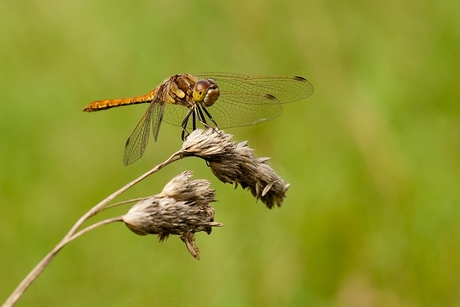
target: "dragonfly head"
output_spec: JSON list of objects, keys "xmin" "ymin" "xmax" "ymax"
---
[{"xmin": 193, "ymin": 79, "xmax": 220, "ymax": 107}]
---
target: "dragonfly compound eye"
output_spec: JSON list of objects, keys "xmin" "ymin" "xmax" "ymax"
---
[{"xmin": 193, "ymin": 79, "xmax": 220, "ymax": 107}]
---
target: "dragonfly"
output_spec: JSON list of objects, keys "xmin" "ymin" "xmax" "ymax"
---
[{"xmin": 83, "ymin": 73, "xmax": 314, "ymax": 165}]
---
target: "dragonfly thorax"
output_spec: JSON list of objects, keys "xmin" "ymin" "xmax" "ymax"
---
[{"xmin": 193, "ymin": 79, "xmax": 220, "ymax": 107}]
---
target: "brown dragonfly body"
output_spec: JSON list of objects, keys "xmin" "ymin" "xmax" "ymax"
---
[
  {"xmin": 84, "ymin": 74, "xmax": 203, "ymax": 112},
  {"xmin": 83, "ymin": 73, "xmax": 313, "ymax": 165}
]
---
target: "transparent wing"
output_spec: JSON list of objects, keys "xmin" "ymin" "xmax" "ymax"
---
[
  {"xmin": 162, "ymin": 73, "xmax": 313, "ymax": 129},
  {"xmin": 195, "ymin": 72, "xmax": 314, "ymax": 104},
  {"xmin": 123, "ymin": 101, "xmax": 164, "ymax": 165}
]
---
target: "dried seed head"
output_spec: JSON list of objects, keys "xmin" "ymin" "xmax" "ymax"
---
[
  {"xmin": 181, "ymin": 128, "xmax": 235, "ymax": 159},
  {"xmin": 122, "ymin": 171, "xmax": 222, "ymax": 260},
  {"xmin": 159, "ymin": 170, "xmax": 215, "ymax": 207},
  {"xmin": 181, "ymin": 129, "xmax": 290, "ymax": 209}
]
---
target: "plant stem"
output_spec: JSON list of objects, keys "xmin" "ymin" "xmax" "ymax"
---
[{"xmin": 3, "ymin": 151, "xmax": 182, "ymax": 307}]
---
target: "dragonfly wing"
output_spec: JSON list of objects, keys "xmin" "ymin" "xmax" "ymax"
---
[
  {"xmin": 161, "ymin": 96, "xmax": 282, "ymax": 129},
  {"xmin": 194, "ymin": 73, "xmax": 314, "ymax": 104},
  {"xmin": 202, "ymin": 95, "xmax": 282, "ymax": 128},
  {"xmin": 152, "ymin": 102, "xmax": 166, "ymax": 141},
  {"xmin": 162, "ymin": 73, "xmax": 314, "ymax": 129},
  {"xmin": 123, "ymin": 101, "xmax": 164, "ymax": 165},
  {"xmin": 162, "ymin": 103, "xmax": 191, "ymax": 127},
  {"xmin": 188, "ymin": 73, "xmax": 313, "ymax": 128}
]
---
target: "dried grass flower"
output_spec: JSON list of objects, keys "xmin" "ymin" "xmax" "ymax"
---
[
  {"xmin": 6, "ymin": 126, "xmax": 295, "ymax": 306},
  {"xmin": 181, "ymin": 129, "xmax": 290, "ymax": 209},
  {"xmin": 122, "ymin": 171, "xmax": 222, "ymax": 259}
]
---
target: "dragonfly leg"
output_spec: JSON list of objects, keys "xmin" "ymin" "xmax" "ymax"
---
[
  {"xmin": 196, "ymin": 105, "xmax": 209, "ymax": 128},
  {"xmin": 202, "ymin": 107, "xmax": 220, "ymax": 129},
  {"xmin": 181, "ymin": 108, "xmax": 193, "ymax": 141},
  {"xmin": 197, "ymin": 106, "xmax": 219, "ymax": 134},
  {"xmin": 192, "ymin": 108, "xmax": 197, "ymax": 131}
]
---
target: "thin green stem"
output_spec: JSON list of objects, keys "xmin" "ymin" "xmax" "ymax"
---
[{"xmin": 102, "ymin": 197, "xmax": 146, "ymax": 211}]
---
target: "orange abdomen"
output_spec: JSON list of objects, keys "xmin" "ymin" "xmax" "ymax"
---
[{"xmin": 83, "ymin": 89, "xmax": 157, "ymax": 112}]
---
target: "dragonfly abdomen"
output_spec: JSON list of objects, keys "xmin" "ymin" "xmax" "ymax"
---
[{"xmin": 83, "ymin": 91, "xmax": 156, "ymax": 112}]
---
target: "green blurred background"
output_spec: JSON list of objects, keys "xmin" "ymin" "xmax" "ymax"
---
[{"xmin": 1, "ymin": 0, "xmax": 459, "ymax": 306}]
